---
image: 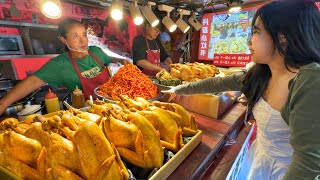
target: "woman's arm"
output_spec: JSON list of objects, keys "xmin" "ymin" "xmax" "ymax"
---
[
  {"xmin": 0, "ymin": 75, "xmax": 45, "ymax": 115},
  {"xmin": 283, "ymin": 71, "xmax": 320, "ymax": 179},
  {"xmin": 175, "ymin": 74, "xmax": 243, "ymax": 95}
]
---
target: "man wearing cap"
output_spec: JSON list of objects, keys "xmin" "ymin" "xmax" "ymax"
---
[{"xmin": 132, "ymin": 22, "xmax": 173, "ymax": 76}]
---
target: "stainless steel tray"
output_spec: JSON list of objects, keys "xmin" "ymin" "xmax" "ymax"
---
[{"xmin": 93, "ymin": 87, "xmax": 165, "ymax": 102}]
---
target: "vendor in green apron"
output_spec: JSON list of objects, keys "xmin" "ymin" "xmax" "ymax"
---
[
  {"xmin": 132, "ymin": 22, "xmax": 173, "ymax": 76},
  {"xmin": 0, "ymin": 18, "xmax": 130, "ymax": 115}
]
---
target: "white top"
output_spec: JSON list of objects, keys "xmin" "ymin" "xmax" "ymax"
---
[{"xmin": 237, "ymin": 97, "xmax": 293, "ymax": 180}]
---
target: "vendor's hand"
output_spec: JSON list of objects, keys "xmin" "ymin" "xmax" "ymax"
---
[
  {"xmin": 158, "ymin": 67, "xmax": 167, "ymax": 73},
  {"xmin": 0, "ymin": 104, "xmax": 7, "ymax": 116},
  {"xmin": 119, "ymin": 59, "xmax": 131, "ymax": 65},
  {"xmin": 161, "ymin": 87, "xmax": 180, "ymax": 102}
]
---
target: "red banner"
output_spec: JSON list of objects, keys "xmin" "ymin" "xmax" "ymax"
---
[{"xmin": 0, "ymin": 27, "xmax": 19, "ymax": 35}]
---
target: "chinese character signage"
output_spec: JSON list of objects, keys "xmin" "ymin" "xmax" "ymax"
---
[{"xmin": 199, "ymin": 8, "xmax": 257, "ymax": 67}]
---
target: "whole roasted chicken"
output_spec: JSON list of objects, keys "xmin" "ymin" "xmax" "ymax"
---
[
  {"xmin": 102, "ymin": 112, "xmax": 164, "ymax": 169},
  {"xmin": 169, "ymin": 63, "xmax": 219, "ymax": 82},
  {"xmin": 0, "ymin": 113, "xmax": 129, "ymax": 180},
  {"xmin": 0, "ymin": 96, "xmax": 198, "ymax": 179}
]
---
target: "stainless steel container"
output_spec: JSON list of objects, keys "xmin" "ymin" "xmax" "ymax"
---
[{"xmin": 173, "ymin": 91, "xmax": 242, "ymax": 119}]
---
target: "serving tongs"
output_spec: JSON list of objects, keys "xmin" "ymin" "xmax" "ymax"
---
[
  {"xmin": 63, "ymin": 95, "xmax": 94, "ymax": 113},
  {"xmin": 63, "ymin": 101, "xmax": 80, "ymax": 114}
]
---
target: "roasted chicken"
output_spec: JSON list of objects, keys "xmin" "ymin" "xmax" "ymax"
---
[
  {"xmin": 137, "ymin": 106, "xmax": 183, "ymax": 152},
  {"xmin": 0, "ymin": 151, "xmax": 44, "ymax": 180},
  {"xmin": 0, "ymin": 112, "xmax": 129, "ymax": 180},
  {"xmin": 152, "ymin": 101, "xmax": 198, "ymax": 136},
  {"xmin": 3, "ymin": 131, "xmax": 42, "ymax": 167},
  {"xmin": 102, "ymin": 112, "xmax": 164, "ymax": 168},
  {"xmin": 73, "ymin": 121, "xmax": 128, "ymax": 180},
  {"xmin": 168, "ymin": 63, "xmax": 219, "ymax": 82}
]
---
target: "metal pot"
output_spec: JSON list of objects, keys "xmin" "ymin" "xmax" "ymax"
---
[
  {"xmin": 2, "ymin": 88, "xmax": 41, "ymax": 117},
  {"xmin": 17, "ymin": 104, "xmax": 42, "ymax": 121},
  {"xmin": 3, "ymin": 96, "xmax": 34, "ymax": 117}
]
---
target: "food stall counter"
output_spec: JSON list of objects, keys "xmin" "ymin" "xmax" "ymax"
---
[{"xmin": 168, "ymin": 102, "xmax": 247, "ymax": 180}]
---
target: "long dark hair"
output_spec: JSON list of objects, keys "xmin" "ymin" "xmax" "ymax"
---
[
  {"xmin": 242, "ymin": 0, "xmax": 320, "ymax": 112},
  {"xmin": 58, "ymin": 18, "xmax": 84, "ymax": 51}
]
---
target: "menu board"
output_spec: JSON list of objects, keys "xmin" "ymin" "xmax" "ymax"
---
[{"xmin": 199, "ymin": 8, "xmax": 257, "ymax": 67}]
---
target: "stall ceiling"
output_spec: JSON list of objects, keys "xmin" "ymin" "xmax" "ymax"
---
[
  {"xmin": 69, "ymin": 0, "xmax": 268, "ymax": 11},
  {"xmin": 139, "ymin": 0, "xmax": 266, "ymax": 9}
]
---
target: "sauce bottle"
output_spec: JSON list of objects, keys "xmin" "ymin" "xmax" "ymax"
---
[
  {"xmin": 72, "ymin": 86, "xmax": 85, "ymax": 109},
  {"xmin": 45, "ymin": 89, "xmax": 60, "ymax": 113}
]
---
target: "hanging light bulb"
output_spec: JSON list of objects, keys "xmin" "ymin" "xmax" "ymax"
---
[
  {"xmin": 176, "ymin": 9, "xmax": 190, "ymax": 33},
  {"xmin": 158, "ymin": 5, "xmax": 177, "ymax": 33},
  {"xmin": 129, "ymin": 1, "xmax": 143, "ymax": 25},
  {"xmin": 40, "ymin": 0, "xmax": 62, "ymax": 19},
  {"xmin": 188, "ymin": 12, "xmax": 202, "ymax": 31},
  {"xmin": 228, "ymin": 0, "xmax": 242, "ymax": 13},
  {"xmin": 111, "ymin": 0, "xmax": 123, "ymax": 21},
  {"xmin": 141, "ymin": 1, "xmax": 159, "ymax": 27}
]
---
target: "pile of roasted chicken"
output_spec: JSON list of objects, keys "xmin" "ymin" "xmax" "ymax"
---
[
  {"xmin": 0, "ymin": 95, "xmax": 198, "ymax": 180},
  {"xmin": 168, "ymin": 62, "xmax": 219, "ymax": 82}
]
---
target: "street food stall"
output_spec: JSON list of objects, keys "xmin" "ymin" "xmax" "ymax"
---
[{"xmin": 1, "ymin": 0, "xmax": 318, "ymax": 179}]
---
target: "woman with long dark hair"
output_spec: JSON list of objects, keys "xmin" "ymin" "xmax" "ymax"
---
[{"xmin": 164, "ymin": 0, "xmax": 320, "ymax": 179}]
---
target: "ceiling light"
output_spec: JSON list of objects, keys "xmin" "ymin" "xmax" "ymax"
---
[
  {"xmin": 163, "ymin": 16, "xmax": 177, "ymax": 32},
  {"xmin": 176, "ymin": 9, "xmax": 190, "ymax": 33},
  {"xmin": 40, "ymin": 0, "xmax": 62, "ymax": 19},
  {"xmin": 228, "ymin": 0, "xmax": 242, "ymax": 13},
  {"xmin": 141, "ymin": 2, "xmax": 159, "ymax": 27},
  {"xmin": 111, "ymin": 0, "xmax": 123, "ymax": 21},
  {"xmin": 188, "ymin": 13, "xmax": 202, "ymax": 31},
  {"xmin": 158, "ymin": 5, "xmax": 177, "ymax": 33},
  {"xmin": 129, "ymin": 1, "xmax": 143, "ymax": 25}
]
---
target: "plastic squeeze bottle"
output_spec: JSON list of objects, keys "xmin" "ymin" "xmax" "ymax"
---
[
  {"xmin": 45, "ymin": 89, "xmax": 60, "ymax": 113},
  {"xmin": 72, "ymin": 86, "xmax": 85, "ymax": 109}
]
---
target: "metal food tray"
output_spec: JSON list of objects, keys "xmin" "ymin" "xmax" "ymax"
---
[
  {"xmin": 149, "ymin": 130, "xmax": 202, "ymax": 180},
  {"xmin": 93, "ymin": 87, "xmax": 165, "ymax": 102},
  {"xmin": 0, "ymin": 165, "xmax": 21, "ymax": 180}
]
